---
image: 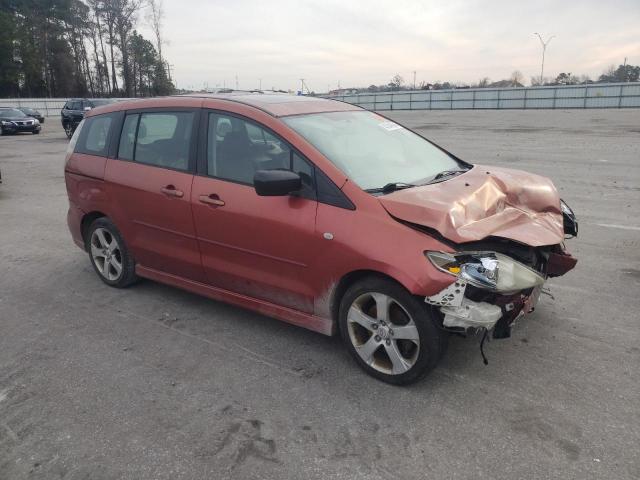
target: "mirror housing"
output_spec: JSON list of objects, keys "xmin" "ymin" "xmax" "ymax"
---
[
  {"xmin": 254, "ymin": 169, "xmax": 301, "ymax": 196},
  {"xmin": 84, "ymin": 106, "xmax": 92, "ymax": 111}
]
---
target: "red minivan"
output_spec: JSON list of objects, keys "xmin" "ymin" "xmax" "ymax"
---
[{"xmin": 64, "ymin": 94, "xmax": 577, "ymax": 384}]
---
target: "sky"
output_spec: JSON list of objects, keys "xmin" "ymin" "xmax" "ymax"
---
[{"xmin": 137, "ymin": 0, "xmax": 640, "ymax": 92}]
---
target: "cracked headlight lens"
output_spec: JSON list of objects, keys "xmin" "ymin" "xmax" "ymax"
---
[{"xmin": 426, "ymin": 251, "xmax": 545, "ymax": 293}]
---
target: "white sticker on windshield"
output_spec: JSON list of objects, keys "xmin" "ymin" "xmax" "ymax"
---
[{"xmin": 378, "ymin": 121, "xmax": 402, "ymax": 131}]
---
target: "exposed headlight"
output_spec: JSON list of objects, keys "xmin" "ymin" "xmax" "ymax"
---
[
  {"xmin": 426, "ymin": 251, "xmax": 545, "ymax": 293},
  {"xmin": 1, "ymin": 120, "xmax": 12, "ymax": 126},
  {"xmin": 33, "ymin": 119, "xmax": 40, "ymax": 125}
]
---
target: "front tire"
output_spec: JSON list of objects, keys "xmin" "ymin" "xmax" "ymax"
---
[
  {"xmin": 338, "ymin": 276, "xmax": 445, "ymax": 385},
  {"xmin": 86, "ymin": 218, "xmax": 138, "ymax": 288},
  {"xmin": 64, "ymin": 123, "xmax": 74, "ymax": 139}
]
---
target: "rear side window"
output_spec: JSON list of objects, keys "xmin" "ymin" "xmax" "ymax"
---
[
  {"xmin": 117, "ymin": 111, "xmax": 194, "ymax": 171},
  {"xmin": 74, "ymin": 113, "xmax": 116, "ymax": 157}
]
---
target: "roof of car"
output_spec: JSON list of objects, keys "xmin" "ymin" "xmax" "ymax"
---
[
  {"xmin": 178, "ymin": 93, "xmax": 361, "ymax": 117},
  {"xmin": 85, "ymin": 93, "xmax": 362, "ymax": 118}
]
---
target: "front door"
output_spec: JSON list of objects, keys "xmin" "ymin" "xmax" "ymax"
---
[{"xmin": 191, "ymin": 112, "xmax": 319, "ymax": 312}]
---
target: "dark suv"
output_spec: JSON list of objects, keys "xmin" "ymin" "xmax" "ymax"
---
[{"xmin": 61, "ymin": 98, "xmax": 117, "ymax": 138}]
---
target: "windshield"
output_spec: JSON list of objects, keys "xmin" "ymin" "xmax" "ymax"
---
[
  {"xmin": 283, "ymin": 111, "xmax": 464, "ymax": 191},
  {"xmin": 0, "ymin": 108, "xmax": 26, "ymax": 117},
  {"xmin": 20, "ymin": 108, "xmax": 36, "ymax": 114}
]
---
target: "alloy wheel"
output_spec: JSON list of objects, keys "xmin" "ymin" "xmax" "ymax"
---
[
  {"xmin": 346, "ymin": 292, "xmax": 420, "ymax": 375},
  {"xmin": 90, "ymin": 227, "xmax": 123, "ymax": 281}
]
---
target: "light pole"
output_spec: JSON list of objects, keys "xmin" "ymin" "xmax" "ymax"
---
[{"xmin": 534, "ymin": 33, "xmax": 555, "ymax": 85}]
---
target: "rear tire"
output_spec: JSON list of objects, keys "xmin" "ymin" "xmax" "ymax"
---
[
  {"xmin": 338, "ymin": 276, "xmax": 445, "ymax": 385},
  {"xmin": 86, "ymin": 217, "xmax": 138, "ymax": 288}
]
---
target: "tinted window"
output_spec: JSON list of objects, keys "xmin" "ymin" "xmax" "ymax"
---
[
  {"xmin": 118, "ymin": 114, "xmax": 138, "ymax": 161},
  {"xmin": 70, "ymin": 101, "xmax": 82, "ymax": 110},
  {"xmin": 131, "ymin": 112, "xmax": 194, "ymax": 171},
  {"xmin": 74, "ymin": 113, "xmax": 116, "ymax": 157},
  {"xmin": 207, "ymin": 113, "xmax": 291, "ymax": 184}
]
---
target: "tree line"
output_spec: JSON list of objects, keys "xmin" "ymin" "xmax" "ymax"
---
[{"xmin": 0, "ymin": 0, "xmax": 173, "ymax": 98}]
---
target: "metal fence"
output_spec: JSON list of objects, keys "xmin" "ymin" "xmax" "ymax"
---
[
  {"xmin": 3, "ymin": 83, "xmax": 640, "ymax": 115},
  {"xmin": 0, "ymin": 98, "xmax": 67, "ymax": 116},
  {"xmin": 327, "ymin": 82, "xmax": 640, "ymax": 110}
]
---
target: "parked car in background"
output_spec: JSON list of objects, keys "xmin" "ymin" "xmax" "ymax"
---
[
  {"xmin": 64, "ymin": 94, "xmax": 578, "ymax": 384},
  {"xmin": 0, "ymin": 107, "xmax": 42, "ymax": 135},
  {"xmin": 17, "ymin": 107, "xmax": 45, "ymax": 123},
  {"xmin": 61, "ymin": 98, "xmax": 117, "ymax": 139}
]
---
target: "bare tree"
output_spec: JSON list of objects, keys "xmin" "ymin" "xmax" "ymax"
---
[
  {"xmin": 510, "ymin": 70, "xmax": 524, "ymax": 87},
  {"xmin": 389, "ymin": 74, "xmax": 404, "ymax": 91},
  {"xmin": 147, "ymin": 0, "xmax": 164, "ymax": 63},
  {"xmin": 477, "ymin": 77, "xmax": 490, "ymax": 88}
]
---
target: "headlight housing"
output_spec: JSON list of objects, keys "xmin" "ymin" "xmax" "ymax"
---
[
  {"xmin": 426, "ymin": 251, "xmax": 545, "ymax": 293},
  {"xmin": 1, "ymin": 120, "xmax": 12, "ymax": 126}
]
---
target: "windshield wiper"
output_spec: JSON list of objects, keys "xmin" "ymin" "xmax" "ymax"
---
[
  {"xmin": 426, "ymin": 169, "xmax": 468, "ymax": 184},
  {"xmin": 365, "ymin": 182, "xmax": 417, "ymax": 194}
]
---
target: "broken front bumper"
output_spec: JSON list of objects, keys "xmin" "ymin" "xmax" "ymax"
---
[{"xmin": 425, "ymin": 278, "xmax": 542, "ymax": 339}]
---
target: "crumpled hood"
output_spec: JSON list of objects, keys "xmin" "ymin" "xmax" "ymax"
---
[{"xmin": 378, "ymin": 165, "xmax": 564, "ymax": 247}]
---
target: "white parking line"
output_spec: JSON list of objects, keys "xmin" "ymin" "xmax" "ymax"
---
[{"xmin": 594, "ymin": 223, "xmax": 640, "ymax": 231}]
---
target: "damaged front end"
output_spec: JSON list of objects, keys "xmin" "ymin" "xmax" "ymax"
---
[{"xmin": 424, "ymin": 237, "xmax": 577, "ymax": 342}]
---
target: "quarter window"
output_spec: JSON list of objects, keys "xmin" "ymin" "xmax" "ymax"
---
[{"xmin": 74, "ymin": 113, "xmax": 116, "ymax": 157}]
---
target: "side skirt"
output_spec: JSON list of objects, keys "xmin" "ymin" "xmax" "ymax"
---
[{"xmin": 136, "ymin": 265, "xmax": 335, "ymax": 336}]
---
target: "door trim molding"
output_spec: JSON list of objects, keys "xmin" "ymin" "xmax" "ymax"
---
[
  {"xmin": 133, "ymin": 220, "xmax": 197, "ymax": 240},
  {"xmin": 196, "ymin": 236, "xmax": 308, "ymax": 267}
]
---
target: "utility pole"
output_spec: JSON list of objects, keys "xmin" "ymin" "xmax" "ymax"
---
[
  {"xmin": 623, "ymin": 57, "xmax": 628, "ymax": 82},
  {"xmin": 235, "ymin": 75, "xmax": 238, "ymax": 89},
  {"xmin": 533, "ymin": 33, "xmax": 555, "ymax": 85},
  {"xmin": 300, "ymin": 78, "xmax": 305, "ymax": 94},
  {"xmin": 258, "ymin": 78, "xmax": 262, "ymax": 90},
  {"xmin": 413, "ymin": 70, "xmax": 416, "ymax": 90}
]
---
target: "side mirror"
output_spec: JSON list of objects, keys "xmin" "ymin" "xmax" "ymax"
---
[
  {"xmin": 84, "ymin": 106, "xmax": 92, "ymax": 111},
  {"xmin": 254, "ymin": 169, "xmax": 301, "ymax": 196}
]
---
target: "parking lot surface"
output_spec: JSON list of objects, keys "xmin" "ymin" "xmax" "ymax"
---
[{"xmin": 1, "ymin": 109, "xmax": 639, "ymax": 479}]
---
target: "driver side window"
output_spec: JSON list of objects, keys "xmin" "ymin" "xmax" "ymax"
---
[{"xmin": 207, "ymin": 113, "xmax": 291, "ymax": 185}]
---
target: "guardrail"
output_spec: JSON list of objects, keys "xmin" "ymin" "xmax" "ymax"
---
[{"xmin": 326, "ymin": 82, "xmax": 640, "ymax": 110}]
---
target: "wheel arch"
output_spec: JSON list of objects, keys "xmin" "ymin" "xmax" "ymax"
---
[
  {"xmin": 329, "ymin": 269, "xmax": 412, "ymax": 325},
  {"xmin": 80, "ymin": 211, "xmax": 108, "ymax": 250}
]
